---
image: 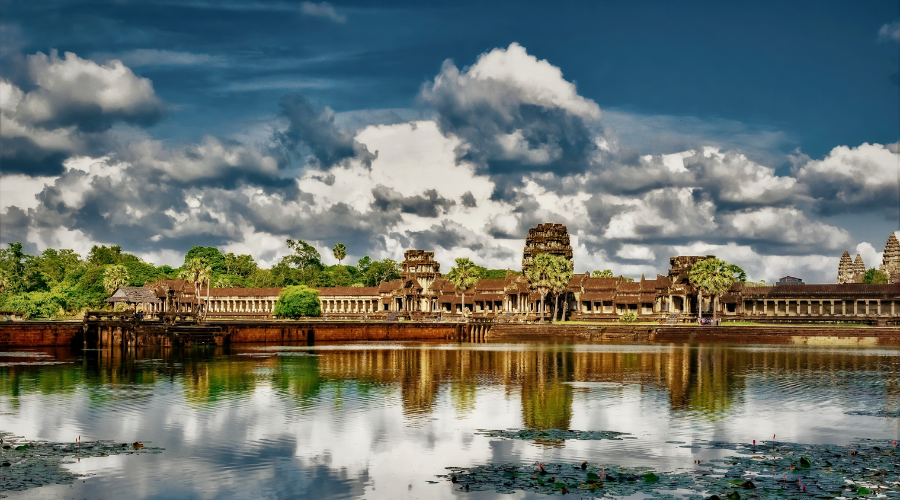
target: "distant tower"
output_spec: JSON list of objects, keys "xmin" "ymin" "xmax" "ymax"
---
[
  {"xmin": 837, "ymin": 251, "xmax": 854, "ymax": 284},
  {"xmin": 881, "ymin": 232, "xmax": 900, "ymax": 284},
  {"xmin": 853, "ymin": 254, "xmax": 866, "ymax": 282},
  {"xmin": 522, "ymin": 223, "xmax": 573, "ymax": 273}
]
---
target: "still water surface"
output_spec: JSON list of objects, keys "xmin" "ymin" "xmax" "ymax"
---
[{"xmin": 1, "ymin": 339, "xmax": 899, "ymax": 499}]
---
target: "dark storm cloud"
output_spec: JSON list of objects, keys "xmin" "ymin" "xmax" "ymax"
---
[
  {"xmin": 460, "ymin": 191, "xmax": 476, "ymax": 208},
  {"xmin": 275, "ymin": 94, "xmax": 375, "ymax": 169},
  {"xmin": 0, "ymin": 136, "xmax": 69, "ymax": 176},
  {"xmin": 370, "ymin": 185, "xmax": 455, "ymax": 218},
  {"xmin": 0, "ymin": 206, "xmax": 31, "ymax": 250}
]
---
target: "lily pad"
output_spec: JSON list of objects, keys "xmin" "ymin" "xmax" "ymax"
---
[
  {"xmin": 0, "ymin": 431, "xmax": 163, "ymax": 495},
  {"xmin": 443, "ymin": 437, "xmax": 900, "ymax": 499}
]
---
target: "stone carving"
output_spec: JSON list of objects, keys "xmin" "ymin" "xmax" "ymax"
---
[{"xmin": 522, "ymin": 223, "xmax": 573, "ymax": 273}]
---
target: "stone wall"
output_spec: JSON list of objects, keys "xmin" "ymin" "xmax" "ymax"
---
[
  {"xmin": 219, "ymin": 321, "xmax": 460, "ymax": 344},
  {"xmin": 0, "ymin": 322, "xmax": 83, "ymax": 347}
]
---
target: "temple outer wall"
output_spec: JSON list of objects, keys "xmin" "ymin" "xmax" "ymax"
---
[
  {"xmin": 219, "ymin": 321, "xmax": 459, "ymax": 343},
  {"xmin": 0, "ymin": 322, "xmax": 83, "ymax": 347}
]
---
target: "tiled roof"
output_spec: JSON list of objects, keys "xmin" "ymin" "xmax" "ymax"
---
[
  {"xmin": 106, "ymin": 287, "xmax": 159, "ymax": 303},
  {"xmin": 580, "ymin": 292, "xmax": 616, "ymax": 301},
  {"xmin": 474, "ymin": 278, "xmax": 507, "ymax": 291},
  {"xmin": 583, "ymin": 277, "xmax": 620, "ymax": 290},
  {"xmin": 315, "ymin": 286, "xmax": 380, "ymax": 297},
  {"xmin": 208, "ymin": 287, "xmax": 283, "ymax": 297},
  {"xmin": 740, "ymin": 283, "xmax": 900, "ymax": 297},
  {"xmin": 618, "ymin": 281, "xmax": 641, "ymax": 292}
]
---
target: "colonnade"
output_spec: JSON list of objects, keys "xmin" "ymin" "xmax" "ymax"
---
[
  {"xmin": 321, "ymin": 298, "xmax": 380, "ymax": 314},
  {"xmin": 745, "ymin": 299, "xmax": 898, "ymax": 317},
  {"xmin": 208, "ymin": 298, "xmax": 276, "ymax": 314}
]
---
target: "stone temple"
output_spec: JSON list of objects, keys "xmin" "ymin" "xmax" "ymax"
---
[{"xmin": 130, "ymin": 225, "xmax": 900, "ymax": 325}]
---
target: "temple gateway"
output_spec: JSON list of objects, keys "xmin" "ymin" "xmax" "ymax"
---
[{"xmin": 136, "ymin": 227, "xmax": 900, "ymax": 326}]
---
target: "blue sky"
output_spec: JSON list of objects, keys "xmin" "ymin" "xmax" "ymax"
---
[{"xmin": 1, "ymin": 0, "xmax": 898, "ymax": 282}]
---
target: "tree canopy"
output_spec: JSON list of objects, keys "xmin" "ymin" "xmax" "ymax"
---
[
  {"xmin": 689, "ymin": 258, "xmax": 739, "ymax": 320},
  {"xmin": 448, "ymin": 258, "xmax": 480, "ymax": 316},
  {"xmin": 863, "ymin": 268, "xmax": 889, "ymax": 284},
  {"xmin": 274, "ymin": 285, "xmax": 321, "ymax": 318},
  {"xmin": 332, "ymin": 243, "xmax": 347, "ymax": 265}
]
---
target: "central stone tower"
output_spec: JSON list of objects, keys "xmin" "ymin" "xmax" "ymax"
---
[{"xmin": 522, "ymin": 223, "xmax": 574, "ymax": 273}]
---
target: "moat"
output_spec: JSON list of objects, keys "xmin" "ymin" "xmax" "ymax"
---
[{"xmin": 2, "ymin": 339, "xmax": 899, "ymax": 499}]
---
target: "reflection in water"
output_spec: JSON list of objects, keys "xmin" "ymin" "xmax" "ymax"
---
[{"xmin": 1, "ymin": 340, "xmax": 900, "ymax": 499}]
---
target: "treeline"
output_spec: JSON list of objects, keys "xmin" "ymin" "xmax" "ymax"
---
[
  {"xmin": 0, "ymin": 240, "xmax": 403, "ymax": 318},
  {"xmin": 0, "ymin": 239, "xmax": 520, "ymax": 319}
]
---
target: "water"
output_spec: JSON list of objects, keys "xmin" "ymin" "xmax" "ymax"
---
[{"xmin": 1, "ymin": 338, "xmax": 899, "ymax": 499}]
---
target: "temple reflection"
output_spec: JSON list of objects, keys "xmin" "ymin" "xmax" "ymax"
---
[{"xmin": 2, "ymin": 342, "xmax": 899, "ymax": 427}]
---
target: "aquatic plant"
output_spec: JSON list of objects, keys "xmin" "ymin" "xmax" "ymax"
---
[
  {"xmin": 0, "ymin": 431, "xmax": 163, "ymax": 495},
  {"xmin": 443, "ymin": 437, "xmax": 900, "ymax": 498}
]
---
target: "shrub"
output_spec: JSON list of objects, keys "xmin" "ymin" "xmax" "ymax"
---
[
  {"xmin": 273, "ymin": 285, "xmax": 321, "ymax": 318},
  {"xmin": 620, "ymin": 311, "xmax": 638, "ymax": 323}
]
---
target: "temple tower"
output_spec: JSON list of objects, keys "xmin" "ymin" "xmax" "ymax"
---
[
  {"xmin": 522, "ymin": 223, "xmax": 573, "ymax": 273},
  {"xmin": 853, "ymin": 254, "xmax": 866, "ymax": 282},
  {"xmin": 401, "ymin": 250, "xmax": 441, "ymax": 290},
  {"xmin": 881, "ymin": 232, "xmax": 900, "ymax": 284},
  {"xmin": 837, "ymin": 251, "xmax": 854, "ymax": 284}
]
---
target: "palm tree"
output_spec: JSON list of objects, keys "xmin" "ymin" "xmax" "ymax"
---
[
  {"xmin": 525, "ymin": 253, "xmax": 555, "ymax": 323},
  {"xmin": 102, "ymin": 265, "xmax": 130, "ymax": 294},
  {"xmin": 549, "ymin": 255, "xmax": 573, "ymax": 322},
  {"xmin": 448, "ymin": 257, "xmax": 480, "ymax": 318},
  {"xmin": 333, "ymin": 243, "xmax": 347, "ymax": 266},
  {"xmin": 179, "ymin": 257, "xmax": 212, "ymax": 318},
  {"xmin": 689, "ymin": 258, "xmax": 737, "ymax": 322}
]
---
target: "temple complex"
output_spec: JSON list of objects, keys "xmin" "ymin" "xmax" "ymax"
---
[{"xmin": 123, "ymin": 226, "xmax": 900, "ymax": 326}]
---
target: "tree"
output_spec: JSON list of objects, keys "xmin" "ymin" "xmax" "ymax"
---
[
  {"xmin": 286, "ymin": 239, "xmax": 322, "ymax": 271},
  {"xmin": 0, "ymin": 242, "xmax": 27, "ymax": 293},
  {"xmin": 224, "ymin": 252, "xmax": 258, "ymax": 278},
  {"xmin": 179, "ymin": 257, "xmax": 212, "ymax": 317},
  {"xmin": 88, "ymin": 245, "xmax": 123, "ymax": 266},
  {"xmin": 592, "ymin": 269, "xmax": 614, "ymax": 278},
  {"xmin": 102, "ymin": 265, "xmax": 131, "ymax": 294},
  {"xmin": 274, "ymin": 285, "xmax": 321, "ymax": 318},
  {"xmin": 184, "ymin": 246, "xmax": 225, "ymax": 274},
  {"xmin": 689, "ymin": 258, "xmax": 738, "ymax": 322},
  {"xmin": 448, "ymin": 258, "xmax": 480, "ymax": 318},
  {"xmin": 549, "ymin": 255, "xmax": 573, "ymax": 322},
  {"xmin": 333, "ymin": 243, "xmax": 347, "ymax": 266},
  {"xmin": 863, "ymin": 268, "xmax": 889, "ymax": 284},
  {"xmin": 357, "ymin": 255, "xmax": 372, "ymax": 275},
  {"xmin": 525, "ymin": 253, "xmax": 555, "ymax": 323},
  {"xmin": 363, "ymin": 259, "xmax": 401, "ymax": 286}
]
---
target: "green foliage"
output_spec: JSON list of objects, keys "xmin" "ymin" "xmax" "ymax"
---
[
  {"xmin": 223, "ymin": 253, "xmax": 258, "ymax": 278},
  {"xmin": 88, "ymin": 245, "xmax": 123, "ymax": 266},
  {"xmin": 449, "ymin": 258, "xmax": 480, "ymax": 316},
  {"xmin": 690, "ymin": 258, "xmax": 739, "ymax": 320},
  {"xmin": 592, "ymin": 269, "xmax": 614, "ymax": 278},
  {"xmin": 5, "ymin": 290, "xmax": 68, "ymax": 319},
  {"xmin": 863, "ymin": 268, "xmax": 889, "ymax": 284},
  {"xmin": 549, "ymin": 255, "xmax": 573, "ymax": 321},
  {"xmin": 102, "ymin": 265, "xmax": 131, "ymax": 294},
  {"xmin": 286, "ymin": 239, "xmax": 322, "ymax": 271},
  {"xmin": 473, "ymin": 267, "xmax": 518, "ymax": 280},
  {"xmin": 184, "ymin": 246, "xmax": 226, "ymax": 274},
  {"xmin": 525, "ymin": 254, "xmax": 557, "ymax": 322},
  {"xmin": 728, "ymin": 264, "xmax": 747, "ymax": 282},
  {"xmin": 274, "ymin": 285, "xmax": 321, "ymax": 318},
  {"xmin": 332, "ymin": 243, "xmax": 347, "ymax": 265},
  {"xmin": 620, "ymin": 311, "xmax": 638, "ymax": 323}
]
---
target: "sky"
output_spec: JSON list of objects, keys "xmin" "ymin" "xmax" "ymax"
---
[{"xmin": 0, "ymin": 0, "xmax": 898, "ymax": 283}]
